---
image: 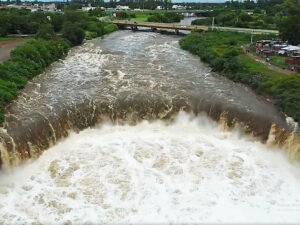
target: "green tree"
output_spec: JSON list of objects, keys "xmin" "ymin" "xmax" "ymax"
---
[
  {"xmin": 278, "ymin": 0, "xmax": 300, "ymax": 44},
  {"xmin": 36, "ymin": 24, "xmax": 56, "ymax": 40},
  {"xmin": 50, "ymin": 13, "xmax": 65, "ymax": 32},
  {"xmin": 62, "ymin": 22, "xmax": 85, "ymax": 46}
]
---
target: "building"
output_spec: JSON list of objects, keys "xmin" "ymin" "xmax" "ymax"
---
[
  {"xmin": 116, "ymin": 5, "xmax": 130, "ymax": 10},
  {"xmin": 281, "ymin": 45, "xmax": 300, "ymax": 56},
  {"xmin": 172, "ymin": 5, "xmax": 186, "ymax": 10},
  {"xmin": 82, "ymin": 6, "xmax": 96, "ymax": 12},
  {"xmin": 5, "ymin": 3, "xmax": 57, "ymax": 12},
  {"xmin": 286, "ymin": 55, "xmax": 300, "ymax": 72}
]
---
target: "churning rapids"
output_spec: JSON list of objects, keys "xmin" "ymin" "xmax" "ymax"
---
[{"xmin": 0, "ymin": 30, "xmax": 300, "ymax": 223}]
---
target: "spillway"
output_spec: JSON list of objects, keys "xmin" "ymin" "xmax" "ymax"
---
[{"xmin": 0, "ymin": 30, "xmax": 300, "ymax": 224}]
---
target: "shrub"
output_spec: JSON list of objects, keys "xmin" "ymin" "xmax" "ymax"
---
[
  {"xmin": 147, "ymin": 12, "xmax": 183, "ymax": 23},
  {"xmin": 103, "ymin": 23, "xmax": 118, "ymax": 34},
  {"xmin": 0, "ymin": 38, "xmax": 70, "ymax": 123},
  {"xmin": 62, "ymin": 22, "xmax": 85, "ymax": 46},
  {"xmin": 36, "ymin": 24, "xmax": 56, "ymax": 40},
  {"xmin": 180, "ymin": 31, "xmax": 300, "ymax": 122}
]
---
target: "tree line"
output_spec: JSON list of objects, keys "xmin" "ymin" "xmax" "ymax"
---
[
  {"xmin": 180, "ymin": 31, "xmax": 300, "ymax": 123},
  {"xmin": 192, "ymin": 0, "xmax": 300, "ymax": 45},
  {"xmin": 0, "ymin": 8, "xmax": 117, "ymax": 123}
]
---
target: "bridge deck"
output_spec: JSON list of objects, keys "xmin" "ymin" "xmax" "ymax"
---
[
  {"xmin": 113, "ymin": 20, "xmax": 279, "ymax": 35},
  {"xmin": 113, "ymin": 20, "xmax": 209, "ymax": 32}
]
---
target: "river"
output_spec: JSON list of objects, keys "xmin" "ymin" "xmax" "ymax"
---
[{"xmin": 0, "ymin": 30, "xmax": 300, "ymax": 223}]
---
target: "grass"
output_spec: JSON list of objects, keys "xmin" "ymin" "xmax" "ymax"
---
[
  {"xmin": 270, "ymin": 55, "xmax": 289, "ymax": 69},
  {"xmin": 130, "ymin": 12, "xmax": 149, "ymax": 22},
  {"xmin": 238, "ymin": 54, "xmax": 285, "ymax": 77}
]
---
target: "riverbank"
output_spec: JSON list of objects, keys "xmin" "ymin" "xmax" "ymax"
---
[
  {"xmin": 0, "ymin": 23, "xmax": 117, "ymax": 124},
  {"xmin": 1, "ymin": 30, "xmax": 295, "ymax": 169},
  {"xmin": 179, "ymin": 31, "xmax": 300, "ymax": 124},
  {"xmin": 0, "ymin": 38, "xmax": 70, "ymax": 124}
]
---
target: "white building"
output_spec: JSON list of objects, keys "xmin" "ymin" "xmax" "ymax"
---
[
  {"xmin": 172, "ymin": 5, "xmax": 186, "ymax": 10},
  {"xmin": 116, "ymin": 5, "xmax": 130, "ymax": 10},
  {"xmin": 82, "ymin": 6, "xmax": 96, "ymax": 12},
  {"xmin": 6, "ymin": 3, "xmax": 57, "ymax": 12},
  {"xmin": 42, "ymin": 3, "xmax": 56, "ymax": 12}
]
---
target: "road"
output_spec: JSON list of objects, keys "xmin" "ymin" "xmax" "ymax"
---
[{"xmin": 212, "ymin": 26, "xmax": 279, "ymax": 35}]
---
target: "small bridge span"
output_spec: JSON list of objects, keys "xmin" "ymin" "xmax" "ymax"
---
[
  {"xmin": 112, "ymin": 20, "xmax": 279, "ymax": 35},
  {"xmin": 113, "ymin": 20, "xmax": 208, "ymax": 34}
]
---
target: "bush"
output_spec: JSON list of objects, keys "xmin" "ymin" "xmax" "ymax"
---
[
  {"xmin": 103, "ymin": 23, "xmax": 118, "ymax": 34},
  {"xmin": 62, "ymin": 22, "xmax": 85, "ymax": 46},
  {"xmin": 191, "ymin": 18, "xmax": 212, "ymax": 26},
  {"xmin": 36, "ymin": 24, "xmax": 56, "ymax": 40},
  {"xmin": 147, "ymin": 12, "xmax": 184, "ymax": 23},
  {"xmin": 0, "ymin": 38, "xmax": 70, "ymax": 123},
  {"xmin": 180, "ymin": 31, "xmax": 300, "ymax": 122}
]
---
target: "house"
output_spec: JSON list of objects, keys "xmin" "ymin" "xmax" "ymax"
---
[
  {"xmin": 82, "ymin": 6, "xmax": 96, "ymax": 12},
  {"xmin": 172, "ymin": 5, "xmax": 186, "ymax": 10},
  {"xmin": 255, "ymin": 40, "xmax": 272, "ymax": 54},
  {"xmin": 42, "ymin": 3, "xmax": 57, "ymax": 12},
  {"xmin": 5, "ymin": 3, "xmax": 57, "ymax": 12},
  {"xmin": 286, "ymin": 55, "xmax": 300, "ymax": 72},
  {"xmin": 116, "ymin": 5, "xmax": 130, "ymax": 10},
  {"xmin": 273, "ymin": 44, "xmax": 287, "ymax": 51},
  {"xmin": 280, "ymin": 45, "xmax": 300, "ymax": 56}
]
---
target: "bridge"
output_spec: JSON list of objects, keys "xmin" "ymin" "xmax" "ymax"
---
[
  {"xmin": 113, "ymin": 20, "xmax": 209, "ymax": 34},
  {"xmin": 113, "ymin": 20, "xmax": 279, "ymax": 35}
]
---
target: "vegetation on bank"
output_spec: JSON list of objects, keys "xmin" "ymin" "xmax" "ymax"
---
[
  {"xmin": 0, "ymin": 9, "xmax": 117, "ymax": 44},
  {"xmin": 179, "ymin": 31, "xmax": 300, "ymax": 122},
  {"xmin": 0, "ymin": 9, "xmax": 117, "ymax": 123},
  {"xmin": 192, "ymin": 0, "xmax": 300, "ymax": 45},
  {"xmin": 147, "ymin": 12, "xmax": 184, "ymax": 23},
  {"xmin": 0, "ymin": 38, "xmax": 70, "ymax": 122},
  {"xmin": 191, "ymin": 11, "xmax": 278, "ymax": 30},
  {"xmin": 115, "ymin": 11, "xmax": 184, "ymax": 23}
]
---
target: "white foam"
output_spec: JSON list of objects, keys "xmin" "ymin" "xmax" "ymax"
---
[{"xmin": 0, "ymin": 112, "xmax": 300, "ymax": 224}]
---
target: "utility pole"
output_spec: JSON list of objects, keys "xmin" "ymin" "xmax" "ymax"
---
[{"xmin": 212, "ymin": 17, "xmax": 215, "ymax": 31}]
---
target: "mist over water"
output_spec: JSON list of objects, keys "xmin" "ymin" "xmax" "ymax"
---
[{"xmin": 0, "ymin": 112, "xmax": 300, "ymax": 224}]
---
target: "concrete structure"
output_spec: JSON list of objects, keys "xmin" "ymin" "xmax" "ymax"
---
[
  {"xmin": 113, "ymin": 20, "xmax": 208, "ymax": 34},
  {"xmin": 116, "ymin": 5, "xmax": 130, "ymax": 10},
  {"xmin": 172, "ymin": 5, "xmax": 186, "ymax": 10},
  {"xmin": 113, "ymin": 20, "xmax": 279, "ymax": 35}
]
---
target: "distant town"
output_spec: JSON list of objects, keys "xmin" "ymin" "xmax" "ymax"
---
[{"xmin": 0, "ymin": 1, "xmax": 193, "ymax": 12}]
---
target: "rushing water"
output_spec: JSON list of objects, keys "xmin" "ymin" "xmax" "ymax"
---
[
  {"xmin": 0, "ymin": 31, "xmax": 290, "ymax": 167},
  {"xmin": 0, "ymin": 112, "xmax": 300, "ymax": 224},
  {"xmin": 0, "ymin": 30, "xmax": 299, "ymax": 223}
]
